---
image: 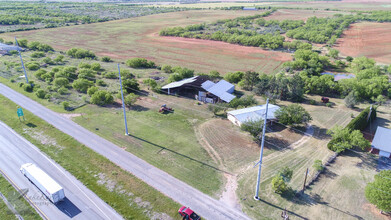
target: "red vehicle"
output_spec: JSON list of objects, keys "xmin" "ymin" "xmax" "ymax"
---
[
  {"xmin": 178, "ymin": 206, "xmax": 201, "ymax": 220},
  {"xmin": 321, "ymin": 97, "xmax": 329, "ymax": 103}
]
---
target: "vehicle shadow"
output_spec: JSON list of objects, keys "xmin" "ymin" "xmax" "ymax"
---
[
  {"xmin": 127, "ymin": 134, "xmax": 233, "ymax": 175},
  {"xmin": 55, "ymin": 197, "xmax": 81, "ymax": 218}
]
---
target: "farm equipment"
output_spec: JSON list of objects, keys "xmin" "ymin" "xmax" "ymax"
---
[
  {"xmin": 321, "ymin": 97, "xmax": 329, "ymax": 103},
  {"xmin": 159, "ymin": 104, "xmax": 173, "ymax": 113}
]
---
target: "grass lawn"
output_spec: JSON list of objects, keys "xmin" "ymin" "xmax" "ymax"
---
[
  {"xmin": 0, "ymin": 176, "xmax": 41, "ymax": 220},
  {"xmin": 236, "ymin": 96, "xmax": 383, "ymax": 220},
  {"xmin": 0, "ymin": 10, "xmax": 291, "ymax": 74},
  {"xmin": 71, "ymin": 95, "xmax": 224, "ymax": 196},
  {"xmin": 0, "ymin": 94, "xmax": 181, "ymax": 220}
]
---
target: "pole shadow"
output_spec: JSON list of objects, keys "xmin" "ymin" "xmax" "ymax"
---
[{"xmin": 127, "ymin": 134, "xmax": 233, "ymax": 175}]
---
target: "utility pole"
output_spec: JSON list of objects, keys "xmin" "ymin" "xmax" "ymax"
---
[
  {"xmin": 302, "ymin": 168, "xmax": 309, "ymax": 193},
  {"xmin": 14, "ymin": 37, "xmax": 29, "ymax": 83},
  {"xmin": 254, "ymin": 98, "xmax": 269, "ymax": 200},
  {"xmin": 118, "ymin": 64, "xmax": 129, "ymax": 136}
]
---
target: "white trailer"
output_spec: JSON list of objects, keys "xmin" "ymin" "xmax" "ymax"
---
[{"xmin": 20, "ymin": 163, "xmax": 65, "ymax": 203}]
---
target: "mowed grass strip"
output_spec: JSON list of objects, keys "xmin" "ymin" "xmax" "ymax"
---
[
  {"xmin": 0, "ymin": 94, "xmax": 180, "ymax": 220},
  {"xmin": 0, "ymin": 176, "xmax": 41, "ymax": 220}
]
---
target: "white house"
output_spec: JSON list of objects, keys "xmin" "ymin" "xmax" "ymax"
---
[
  {"xmin": 371, "ymin": 126, "xmax": 391, "ymax": 158},
  {"xmin": 227, "ymin": 104, "xmax": 281, "ymax": 126}
]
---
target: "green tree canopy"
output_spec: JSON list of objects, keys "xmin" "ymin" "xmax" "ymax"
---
[
  {"xmin": 275, "ymin": 104, "xmax": 312, "ymax": 125},
  {"xmin": 365, "ymin": 170, "xmax": 391, "ymax": 212},
  {"xmin": 90, "ymin": 90, "xmax": 114, "ymax": 106},
  {"xmin": 327, "ymin": 126, "xmax": 370, "ymax": 152}
]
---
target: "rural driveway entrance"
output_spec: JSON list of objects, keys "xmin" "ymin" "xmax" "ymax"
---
[{"xmin": 0, "ymin": 83, "xmax": 250, "ymax": 220}]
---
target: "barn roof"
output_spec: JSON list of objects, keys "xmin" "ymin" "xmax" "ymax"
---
[
  {"xmin": 201, "ymin": 80, "xmax": 235, "ymax": 103},
  {"xmin": 162, "ymin": 76, "xmax": 199, "ymax": 89},
  {"xmin": 372, "ymin": 126, "xmax": 391, "ymax": 153},
  {"xmin": 227, "ymin": 104, "xmax": 280, "ymax": 123}
]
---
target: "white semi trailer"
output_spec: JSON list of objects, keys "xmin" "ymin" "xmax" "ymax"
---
[{"xmin": 20, "ymin": 163, "xmax": 65, "ymax": 203}]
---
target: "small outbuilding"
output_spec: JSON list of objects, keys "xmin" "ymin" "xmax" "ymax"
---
[
  {"xmin": 371, "ymin": 126, "xmax": 391, "ymax": 158},
  {"xmin": 227, "ymin": 104, "xmax": 281, "ymax": 126},
  {"xmin": 162, "ymin": 76, "xmax": 236, "ymax": 103},
  {"xmin": 0, "ymin": 43, "xmax": 22, "ymax": 55}
]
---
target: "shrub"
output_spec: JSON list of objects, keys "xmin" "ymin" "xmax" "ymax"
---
[
  {"xmin": 57, "ymin": 87, "xmax": 68, "ymax": 95},
  {"xmin": 223, "ymin": 71, "xmax": 244, "ymax": 84},
  {"xmin": 62, "ymin": 101, "xmax": 70, "ymax": 110},
  {"xmin": 143, "ymin": 78, "xmax": 157, "ymax": 90},
  {"xmin": 54, "ymin": 77, "xmax": 69, "ymax": 87},
  {"xmin": 72, "ymin": 79, "xmax": 94, "ymax": 93},
  {"xmin": 78, "ymin": 68, "xmax": 96, "ymax": 80},
  {"xmin": 103, "ymin": 72, "xmax": 117, "ymax": 79},
  {"xmin": 26, "ymin": 62, "xmax": 40, "ymax": 71},
  {"xmin": 126, "ymin": 58, "xmax": 155, "ymax": 68},
  {"xmin": 101, "ymin": 56, "xmax": 112, "ymax": 62},
  {"xmin": 344, "ymin": 91, "xmax": 358, "ymax": 108},
  {"xmin": 326, "ymin": 103, "xmax": 332, "ymax": 108},
  {"xmin": 87, "ymin": 86, "xmax": 99, "ymax": 96},
  {"xmin": 122, "ymin": 79, "xmax": 139, "ymax": 93},
  {"xmin": 34, "ymin": 69, "xmax": 47, "ymax": 80},
  {"xmin": 271, "ymin": 175, "xmax": 288, "ymax": 194},
  {"xmin": 42, "ymin": 57, "xmax": 53, "ymax": 65},
  {"xmin": 67, "ymin": 48, "xmax": 96, "ymax": 59},
  {"xmin": 124, "ymin": 93, "xmax": 139, "ymax": 107},
  {"xmin": 31, "ymin": 51, "xmax": 46, "ymax": 58},
  {"xmin": 309, "ymin": 100, "xmax": 316, "ymax": 105},
  {"xmin": 78, "ymin": 62, "xmax": 91, "ymax": 69},
  {"xmin": 23, "ymin": 84, "xmax": 33, "ymax": 92},
  {"xmin": 313, "ymin": 160, "xmax": 324, "ymax": 172},
  {"xmin": 35, "ymin": 89, "xmax": 46, "ymax": 99},
  {"xmin": 90, "ymin": 90, "xmax": 114, "ymax": 106},
  {"xmin": 161, "ymin": 64, "xmax": 172, "ymax": 73},
  {"xmin": 54, "ymin": 55, "xmax": 65, "ymax": 64},
  {"xmin": 91, "ymin": 63, "xmax": 101, "ymax": 71},
  {"xmin": 96, "ymin": 80, "xmax": 107, "ymax": 87}
]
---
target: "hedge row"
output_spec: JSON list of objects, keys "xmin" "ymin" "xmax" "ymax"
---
[{"xmin": 346, "ymin": 106, "xmax": 377, "ymax": 131}]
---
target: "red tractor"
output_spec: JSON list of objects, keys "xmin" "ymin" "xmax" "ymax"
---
[
  {"xmin": 178, "ymin": 206, "xmax": 201, "ymax": 220},
  {"xmin": 159, "ymin": 104, "xmax": 173, "ymax": 113},
  {"xmin": 321, "ymin": 97, "xmax": 329, "ymax": 103}
]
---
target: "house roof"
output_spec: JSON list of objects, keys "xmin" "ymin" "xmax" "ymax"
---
[
  {"xmin": 201, "ymin": 80, "xmax": 235, "ymax": 103},
  {"xmin": 372, "ymin": 126, "xmax": 391, "ymax": 153},
  {"xmin": 227, "ymin": 104, "xmax": 281, "ymax": 123},
  {"xmin": 162, "ymin": 76, "xmax": 198, "ymax": 89}
]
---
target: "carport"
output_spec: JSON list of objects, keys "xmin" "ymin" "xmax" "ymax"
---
[{"xmin": 371, "ymin": 126, "xmax": 391, "ymax": 158}]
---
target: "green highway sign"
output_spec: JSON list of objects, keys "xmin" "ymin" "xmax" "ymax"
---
[{"xmin": 17, "ymin": 108, "xmax": 24, "ymax": 117}]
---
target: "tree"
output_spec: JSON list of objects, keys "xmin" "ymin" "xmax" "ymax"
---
[
  {"xmin": 54, "ymin": 55, "xmax": 64, "ymax": 64},
  {"xmin": 17, "ymin": 39, "xmax": 28, "ymax": 48},
  {"xmin": 241, "ymin": 119, "xmax": 263, "ymax": 138},
  {"xmin": 278, "ymin": 167, "xmax": 293, "ymax": 182},
  {"xmin": 143, "ymin": 79, "xmax": 157, "ymax": 90},
  {"xmin": 72, "ymin": 79, "xmax": 94, "ymax": 93},
  {"xmin": 208, "ymin": 70, "xmax": 221, "ymax": 81},
  {"xmin": 124, "ymin": 93, "xmax": 139, "ymax": 107},
  {"xmin": 344, "ymin": 91, "xmax": 358, "ymax": 108},
  {"xmin": 328, "ymin": 48, "xmax": 339, "ymax": 59},
  {"xmin": 271, "ymin": 175, "xmax": 289, "ymax": 194},
  {"xmin": 122, "ymin": 79, "xmax": 139, "ymax": 93},
  {"xmin": 224, "ymin": 71, "xmax": 244, "ymax": 83},
  {"xmin": 90, "ymin": 90, "xmax": 114, "ymax": 106},
  {"xmin": 327, "ymin": 126, "xmax": 370, "ymax": 152},
  {"xmin": 365, "ymin": 170, "xmax": 391, "ymax": 212},
  {"xmin": 346, "ymin": 56, "xmax": 353, "ymax": 62},
  {"xmin": 240, "ymin": 71, "xmax": 259, "ymax": 91},
  {"xmin": 275, "ymin": 104, "xmax": 312, "ymax": 125},
  {"xmin": 161, "ymin": 64, "xmax": 172, "ymax": 73}
]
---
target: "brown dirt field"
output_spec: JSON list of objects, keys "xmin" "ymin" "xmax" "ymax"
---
[
  {"xmin": 334, "ymin": 22, "xmax": 391, "ymax": 64},
  {"xmin": 0, "ymin": 10, "xmax": 291, "ymax": 74},
  {"xmin": 265, "ymin": 9, "xmax": 342, "ymax": 21}
]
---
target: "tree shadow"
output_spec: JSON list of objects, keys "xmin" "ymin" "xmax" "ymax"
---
[
  {"xmin": 342, "ymin": 150, "xmax": 378, "ymax": 170},
  {"xmin": 322, "ymin": 169, "xmax": 338, "ymax": 179},
  {"xmin": 129, "ymin": 104, "xmax": 149, "ymax": 112},
  {"xmin": 127, "ymin": 134, "xmax": 233, "ymax": 175},
  {"xmin": 264, "ymin": 135, "xmax": 291, "ymax": 151},
  {"xmin": 310, "ymin": 124, "xmax": 331, "ymax": 140},
  {"xmin": 257, "ymin": 198, "xmax": 309, "ymax": 220}
]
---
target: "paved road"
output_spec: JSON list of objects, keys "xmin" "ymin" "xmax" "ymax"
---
[
  {"xmin": 0, "ymin": 121, "xmax": 123, "ymax": 220},
  {"xmin": 0, "ymin": 83, "xmax": 250, "ymax": 220}
]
